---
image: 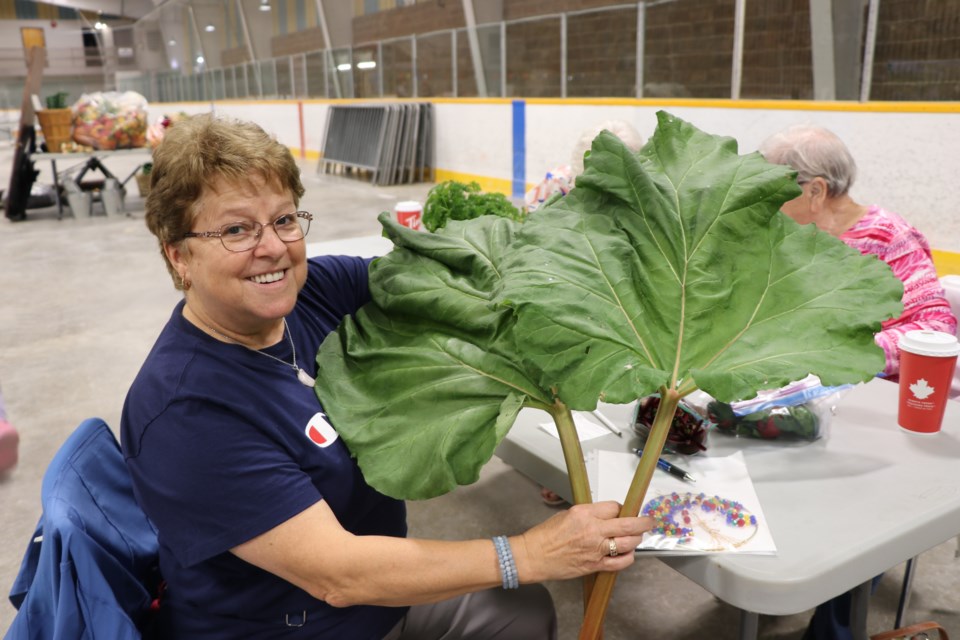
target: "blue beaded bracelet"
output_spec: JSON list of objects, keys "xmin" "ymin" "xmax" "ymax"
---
[{"xmin": 492, "ymin": 535, "xmax": 519, "ymax": 589}]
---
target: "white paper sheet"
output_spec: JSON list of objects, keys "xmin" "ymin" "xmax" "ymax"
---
[
  {"xmin": 538, "ymin": 412, "xmax": 611, "ymax": 441},
  {"xmin": 594, "ymin": 450, "xmax": 776, "ymax": 555}
]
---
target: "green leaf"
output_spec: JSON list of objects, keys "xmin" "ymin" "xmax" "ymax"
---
[
  {"xmin": 314, "ymin": 111, "xmax": 903, "ymax": 501},
  {"xmin": 499, "ymin": 111, "xmax": 902, "ymax": 406},
  {"xmin": 315, "ymin": 214, "xmax": 552, "ymax": 499}
]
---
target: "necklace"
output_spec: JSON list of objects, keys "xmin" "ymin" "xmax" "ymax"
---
[{"xmin": 195, "ymin": 315, "xmax": 316, "ymax": 387}]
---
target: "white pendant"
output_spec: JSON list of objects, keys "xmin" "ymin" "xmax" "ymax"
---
[{"xmin": 297, "ymin": 368, "xmax": 316, "ymax": 387}]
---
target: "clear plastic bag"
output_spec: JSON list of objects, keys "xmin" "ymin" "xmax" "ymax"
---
[
  {"xmin": 71, "ymin": 91, "xmax": 148, "ymax": 150},
  {"xmin": 632, "ymin": 394, "xmax": 709, "ymax": 455},
  {"xmin": 705, "ymin": 375, "xmax": 852, "ymax": 441}
]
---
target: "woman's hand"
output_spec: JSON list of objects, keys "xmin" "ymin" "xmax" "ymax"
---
[{"xmin": 513, "ymin": 501, "xmax": 653, "ymax": 582}]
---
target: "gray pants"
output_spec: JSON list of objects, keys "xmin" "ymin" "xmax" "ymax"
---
[{"xmin": 383, "ymin": 584, "xmax": 557, "ymax": 640}]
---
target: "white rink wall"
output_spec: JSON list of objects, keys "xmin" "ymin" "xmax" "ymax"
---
[{"xmin": 148, "ymin": 99, "xmax": 960, "ymax": 254}]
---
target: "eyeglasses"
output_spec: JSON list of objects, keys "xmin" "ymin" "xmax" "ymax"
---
[{"xmin": 183, "ymin": 211, "xmax": 313, "ymax": 252}]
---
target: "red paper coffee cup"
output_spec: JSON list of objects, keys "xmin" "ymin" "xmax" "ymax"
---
[
  {"xmin": 395, "ymin": 200, "xmax": 423, "ymax": 231},
  {"xmin": 897, "ymin": 330, "xmax": 960, "ymax": 434}
]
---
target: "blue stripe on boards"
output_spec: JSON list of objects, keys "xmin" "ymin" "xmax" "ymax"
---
[{"xmin": 512, "ymin": 100, "xmax": 526, "ymax": 199}]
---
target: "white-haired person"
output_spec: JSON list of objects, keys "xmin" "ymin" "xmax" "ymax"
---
[
  {"xmin": 524, "ymin": 120, "xmax": 645, "ymax": 212},
  {"xmin": 760, "ymin": 125, "xmax": 956, "ymax": 640},
  {"xmin": 760, "ymin": 124, "xmax": 956, "ymax": 380}
]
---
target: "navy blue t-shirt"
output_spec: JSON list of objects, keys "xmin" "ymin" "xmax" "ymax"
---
[{"xmin": 121, "ymin": 255, "xmax": 408, "ymax": 639}]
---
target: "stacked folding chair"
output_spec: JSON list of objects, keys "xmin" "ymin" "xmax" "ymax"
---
[{"xmin": 318, "ymin": 103, "xmax": 433, "ymax": 186}]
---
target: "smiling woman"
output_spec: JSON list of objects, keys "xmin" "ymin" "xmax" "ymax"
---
[{"xmin": 119, "ymin": 113, "xmax": 649, "ymax": 639}]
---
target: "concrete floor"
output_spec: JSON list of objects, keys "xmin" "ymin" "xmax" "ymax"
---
[{"xmin": 1, "ymin": 147, "xmax": 958, "ymax": 639}]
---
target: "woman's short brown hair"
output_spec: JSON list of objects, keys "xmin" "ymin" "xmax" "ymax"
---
[{"xmin": 145, "ymin": 114, "xmax": 306, "ymax": 290}]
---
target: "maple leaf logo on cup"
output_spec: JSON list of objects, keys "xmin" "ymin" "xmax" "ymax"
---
[{"xmin": 909, "ymin": 378, "xmax": 935, "ymax": 400}]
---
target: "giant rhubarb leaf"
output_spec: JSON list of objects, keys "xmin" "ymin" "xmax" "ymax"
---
[
  {"xmin": 500, "ymin": 111, "xmax": 903, "ymax": 408},
  {"xmin": 314, "ymin": 215, "xmax": 558, "ymax": 500},
  {"xmin": 314, "ymin": 111, "xmax": 903, "ymax": 504}
]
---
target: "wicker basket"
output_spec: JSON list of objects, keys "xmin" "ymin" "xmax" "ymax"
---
[
  {"xmin": 135, "ymin": 172, "xmax": 151, "ymax": 198},
  {"xmin": 37, "ymin": 108, "xmax": 73, "ymax": 153}
]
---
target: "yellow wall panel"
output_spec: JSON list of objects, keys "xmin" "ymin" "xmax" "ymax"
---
[{"xmin": 933, "ymin": 250, "xmax": 960, "ymax": 277}]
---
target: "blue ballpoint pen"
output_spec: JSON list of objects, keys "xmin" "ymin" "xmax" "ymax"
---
[{"xmin": 633, "ymin": 447, "xmax": 696, "ymax": 483}]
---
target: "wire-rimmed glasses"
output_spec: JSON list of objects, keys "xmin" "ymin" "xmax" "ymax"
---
[{"xmin": 183, "ymin": 211, "xmax": 313, "ymax": 252}]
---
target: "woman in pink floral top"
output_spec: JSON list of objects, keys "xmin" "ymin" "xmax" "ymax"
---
[
  {"xmin": 760, "ymin": 125, "xmax": 956, "ymax": 379},
  {"xmin": 763, "ymin": 125, "xmax": 958, "ymax": 640}
]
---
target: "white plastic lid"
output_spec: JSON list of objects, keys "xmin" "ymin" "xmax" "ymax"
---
[
  {"xmin": 898, "ymin": 330, "xmax": 960, "ymax": 357},
  {"xmin": 394, "ymin": 200, "xmax": 422, "ymax": 212}
]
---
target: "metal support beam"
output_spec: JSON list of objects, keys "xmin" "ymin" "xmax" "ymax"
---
[
  {"xmin": 410, "ymin": 37, "xmax": 417, "ymax": 97},
  {"xmin": 560, "ymin": 13, "xmax": 567, "ymax": 98},
  {"xmin": 462, "ymin": 0, "xmax": 488, "ymax": 97},
  {"xmin": 809, "ymin": 0, "xmax": 836, "ymax": 100},
  {"xmin": 500, "ymin": 21, "xmax": 506, "ymax": 97},
  {"xmin": 314, "ymin": 0, "xmax": 341, "ymax": 98},
  {"xmin": 234, "ymin": 0, "xmax": 262, "ymax": 96},
  {"xmin": 636, "ymin": 1, "xmax": 645, "ymax": 98},
  {"xmin": 832, "ymin": 0, "xmax": 866, "ymax": 100},
  {"xmin": 860, "ymin": 0, "xmax": 880, "ymax": 101},
  {"xmin": 186, "ymin": 5, "xmax": 207, "ymax": 71},
  {"xmin": 731, "ymin": 0, "xmax": 745, "ymax": 99},
  {"xmin": 451, "ymin": 29, "xmax": 458, "ymax": 97},
  {"xmin": 235, "ymin": 0, "xmax": 257, "ymax": 63}
]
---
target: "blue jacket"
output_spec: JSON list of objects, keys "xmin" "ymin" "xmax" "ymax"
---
[{"xmin": 6, "ymin": 418, "xmax": 160, "ymax": 640}]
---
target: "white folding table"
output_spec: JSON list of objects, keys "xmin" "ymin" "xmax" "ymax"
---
[
  {"xmin": 29, "ymin": 148, "xmax": 152, "ymax": 218},
  {"xmin": 304, "ymin": 234, "xmax": 960, "ymax": 639},
  {"xmin": 495, "ymin": 380, "xmax": 960, "ymax": 640}
]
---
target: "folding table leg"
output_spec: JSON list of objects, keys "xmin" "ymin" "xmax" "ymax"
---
[
  {"xmin": 850, "ymin": 579, "xmax": 871, "ymax": 640},
  {"xmin": 50, "ymin": 159, "xmax": 63, "ymax": 219},
  {"xmin": 738, "ymin": 610, "xmax": 759, "ymax": 640},
  {"xmin": 895, "ymin": 556, "xmax": 917, "ymax": 629}
]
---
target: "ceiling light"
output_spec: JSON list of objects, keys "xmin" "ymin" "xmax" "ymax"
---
[
  {"xmin": 168, "ymin": 39, "xmax": 176, "ymax": 46},
  {"xmin": 94, "ymin": 21, "xmax": 105, "ymax": 30},
  {"xmin": 259, "ymin": 0, "xmax": 271, "ymax": 10},
  {"xmin": 204, "ymin": 24, "xmax": 215, "ymax": 32},
  {"xmin": 196, "ymin": 55, "xmax": 205, "ymax": 64},
  {"xmin": 336, "ymin": 63, "xmax": 351, "ymax": 71},
  {"xmin": 356, "ymin": 61, "xmax": 376, "ymax": 70}
]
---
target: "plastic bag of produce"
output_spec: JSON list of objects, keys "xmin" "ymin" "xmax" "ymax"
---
[
  {"xmin": 706, "ymin": 375, "xmax": 853, "ymax": 441},
  {"xmin": 72, "ymin": 91, "xmax": 148, "ymax": 150}
]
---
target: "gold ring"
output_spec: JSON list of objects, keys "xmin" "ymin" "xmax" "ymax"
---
[{"xmin": 608, "ymin": 538, "xmax": 619, "ymax": 557}]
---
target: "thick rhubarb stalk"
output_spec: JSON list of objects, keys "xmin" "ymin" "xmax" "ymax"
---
[
  {"xmin": 550, "ymin": 401, "xmax": 592, "ymax": 506},
  {"xmin": 549, "ymin": 401, "xmax": 597, "ymax": 611},
  {"xmin": 577, "ymin": 388, "xmax": 681, "ymax": 640}
]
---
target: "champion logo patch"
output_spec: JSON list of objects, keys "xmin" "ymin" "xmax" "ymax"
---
[{"xmin": 305, "ymin": 412, "xmax": 339, "ymax": 448}]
